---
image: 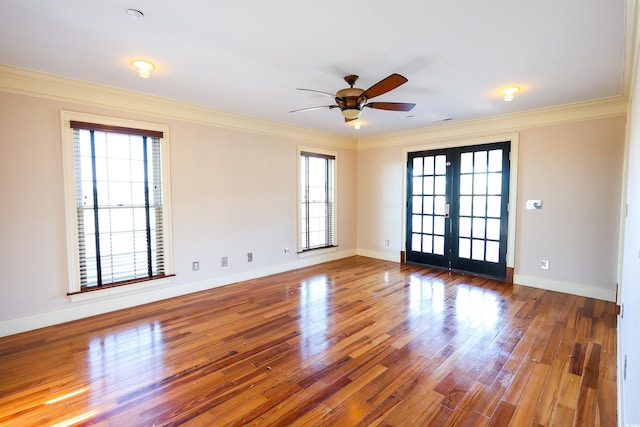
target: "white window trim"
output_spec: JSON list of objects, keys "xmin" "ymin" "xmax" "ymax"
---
[
  {"xmin": 297, "ymin": 145, "xmax": 338, "ymax": 255},
  {"xmin": 60, "ymin": 110, "xmax": 174, "ymax": 298}
]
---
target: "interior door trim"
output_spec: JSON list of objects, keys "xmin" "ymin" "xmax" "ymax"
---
[{"xmin": 401, "ymin": 133, "xmax": 519, "ymax": 269}]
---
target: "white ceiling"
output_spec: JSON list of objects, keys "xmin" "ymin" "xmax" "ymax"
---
[{"xmin": 0, "ymin": 1, "xmax": 628, "ymax": 137}]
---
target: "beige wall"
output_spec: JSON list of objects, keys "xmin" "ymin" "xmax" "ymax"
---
[
  {"xmin": 516, "ymin": 119, "xmax": 625, "ymax": 292},
  {"xmin": 0, "ymin": 90, "xmax": 358, "ymax": 332}
]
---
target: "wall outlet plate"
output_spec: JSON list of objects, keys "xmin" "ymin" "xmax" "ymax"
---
[{"xmin": 541, "ymin": 259, "xmax": 550, "ymax": 270}]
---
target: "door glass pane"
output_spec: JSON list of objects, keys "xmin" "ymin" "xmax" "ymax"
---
[
  {"xmin": 423, "ymin": 176, "xmax": 434, "ymax": 195},
  {"xmin": 474, "ymin": 173, "xmax": 487, "ymax": 195},
  {"xmin": 412, "ymin": 215, "xmax": 422, "ymax": 233},
  {"xmin": 474, "ymin": 151, "xmax": 487, "ymax": 173},
  {"xmin": 434, "ymin": 235, "xmax": 445, "ymax": 255},
  {"xmin": 460, "ymin": 175, "xmax": 472, "ymax": 195},
  {"xmin": 412, "ymin": 234, "xmax": 422, "ymax": 251},
  {"xmin": 423, "ymin": 216, "xmax": 433, "ymax": 234},
  {"xmin": 487, "ymin": 196, "xmax": 501, "ymax": 217},
  {"xmin": 435, "ymin": 155, "xmax": 447, "ymax": 175},
  {"xmin": 459, "ymin": 217, "xmax": 471, "ymax": 238},
  {"xmin": 423, "ymin": 196, "xmax": 434, "ymax": 214},
  {"xmin": 472, "ymin": 239, "xmax": 485, "ymax": 261},
  {"xmin": 413, "ymin": 177, "xmax": 422, "ymax": 195},
  {"xmin": 424, "ymin": 156, "xmax": 434, "ymax": 175},
  {"xmin": 486, "ymin": 241, "xmax": 499, "ymax": 263},
  {"xmin": 460, "ymin": 152, "xmax": 473, "ymax": 174},
  {"xmin": 434, "ymin": 216, "xmax": 445, "ymax": 235},
  {"xmin": 434, "ymin": 196, "xmax": 446, "ymax": 215},
  {"xmin": 412, "ymin": 196, "xmax": 423, "ymax": 214},
  {"xmin": 435, "ymin": 176, "xmax": 446, "ymax": 195},
  {"xmin": 487, "ymin": 218, "xmax": 500, "ymax": 240},
  {"xmin": 422, "ymin": 235, "xmax": 433, "ymax": 253},
  {"xmin": 487, "ymin": 173, "xmax": 502, "ymax": 194},
  {"xmin": 459, "ymin": 238, "xmax": 471, "ymax": 259},
  {"xmin": 413, "ymin": 157, "xmax": 423, "ymax": 176},
  {"xmin": 488, "ymin": 149, "xmax": 502, "ymax": 172},
  {"xmin": 472, "ymin": 217, "xmax": 486, "ymax": 238},
  {"xmin": 473, "ymin": 196, "xmax": 486, "ymax": 216},
  {"xmin": 460, "ymin": 196, "xmax": 472, "ymax": 216}
]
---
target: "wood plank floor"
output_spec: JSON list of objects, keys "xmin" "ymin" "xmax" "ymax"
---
[{"xmin": 0, "ymin": 256, "xmax": 617, "ymax": 426}]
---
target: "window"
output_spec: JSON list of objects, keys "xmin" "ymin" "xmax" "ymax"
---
[
  {"xmin": 62, "ymin": 112, "xmax": 173, "ymax": 294},
  {"xmin": 299, "ymin": 149, "xmax": 336, "ymax": 252}
]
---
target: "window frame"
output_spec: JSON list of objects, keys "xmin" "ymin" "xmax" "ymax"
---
[
  {"xmin": 61, "ymin": 111, "xmax": 174, "ymax": 298},
  {"xmin": 297, "ymin": 146, "xmax": 338, "ymax": 254}
]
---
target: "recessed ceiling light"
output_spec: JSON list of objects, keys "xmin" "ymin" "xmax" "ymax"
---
[
  {"xmin": 502, "ymin": 87, "xmax": 520, "ymax": 102},
  {"xmin": 132, "ymin": 60, "xmax": 154, "ymax": 78},
  {"xmin": 127, "ymin": 9, "xmax": 144, "ymax": 19}
]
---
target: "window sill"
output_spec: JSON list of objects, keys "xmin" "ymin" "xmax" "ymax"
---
[
  {"xmin": 298, "ymin": 245, "xmax": 338, "ymax": 258},
  {"xmin": 68, "ymin": 276, "xmax": 174, "ymax": 302}
]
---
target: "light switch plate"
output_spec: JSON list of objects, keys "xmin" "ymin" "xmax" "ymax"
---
[{"xmin": 526, "ymin": 200, "xmax": 542, "ymax": 209}]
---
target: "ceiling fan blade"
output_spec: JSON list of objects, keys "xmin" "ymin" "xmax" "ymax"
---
[
  {"xmin": 364, "ymin": 102, "xmax": 416, "ymax": 111},
  {"xmin": 360, "ymin": 73, "xmax": 408, "ymax": 100},
  {"xmin": 289, "ymin": 105, "xmax": 338, "ymax": 113},
  {"xmin": 296, "ymin": 88, "xmax": 337, "ymax": 98}
]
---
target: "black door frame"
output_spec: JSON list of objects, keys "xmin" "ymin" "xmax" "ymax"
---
[{"xmin": 404, "ymin": 140, "xmax": 515, "ymax": 281}]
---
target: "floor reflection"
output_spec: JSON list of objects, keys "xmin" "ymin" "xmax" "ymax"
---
[
  {"xmin": 88, "ymin": 321, "xmax": 165, "ymax": 404},
  {"xmin": 455, "ymin": 286, "xmax": 500, "ymax": 329},
  {"xmin": 407, "ymin": 274, "xmax": 500, "ymax": 329},
  {"xmin": 298, "ymin": 275, "xmax": 329, "ymax": 359},
  {"xmin": 408, "ymin": 274, "xmax": 446, "ymax": 318}
]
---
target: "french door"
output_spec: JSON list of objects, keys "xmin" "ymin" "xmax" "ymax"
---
[{"xmin": 406, "ymin": 142, "xmax": 510, "ymax": 279}]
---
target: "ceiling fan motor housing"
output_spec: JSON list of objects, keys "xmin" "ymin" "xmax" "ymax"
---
[{"xmin": 336, "ymin": 87, "xmax": 366, "ymax": 117}]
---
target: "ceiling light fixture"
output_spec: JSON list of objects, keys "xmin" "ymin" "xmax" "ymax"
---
[
  {"xmin": 126, "ymin": 9, "xmax": 144, "ymax": 19},
  {"xmin": 502, "ymin": 87, "xmax": 519, "ymax": 102},
  {"xmin": 132, "ymin": 60, "xmax": 154, "ymax": 78},
  {"xmin": 353, "ymin": 121, "xmax": 361, "ymax": 130}
]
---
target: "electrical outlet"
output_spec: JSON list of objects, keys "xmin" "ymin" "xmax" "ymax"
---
[
  {"xmin": 385, "ymin": 239, "xmax": 390, "ymax": 247},
  {"xmin": 247, "ymin": 252, "xmax": 253, "ymax": 262},
  {"xmin": 221, "ymin": 256, "xmax": 228, "ymax": 267},
  {"xmin": 540, "ymin": 260, "xmax": 549, "ymax": 270},
  {"xmin": 284, "ymin": 247, "xmax": 290, "ymax": 255},
  {"xmin": 192, "ymin": 261, "xmax": 199, "ymax": 271}
]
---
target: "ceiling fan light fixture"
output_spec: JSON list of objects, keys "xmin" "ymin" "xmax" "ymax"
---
[
  {"xmin": 341, "ymin": 109, "xmax": 361, "ymax": 120},
  {"xmin": 132, "ymin": 60, "xmax": 154, "ymax": 78}
]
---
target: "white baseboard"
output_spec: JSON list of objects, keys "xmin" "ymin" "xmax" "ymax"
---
[
  {"xmin": 1, "ymin": 253, "xmax": 618, "ymax": 337},
  {"xmin": 356, "ymin": 249, "xmax": 400, "ymax": 262},
  {"xmin": 513, "ymin": 274, "xmax": 617, "ymax": 302},
  {"xmin": 0, "ymin": 249, "xmax": 357, "ymax": 338}
]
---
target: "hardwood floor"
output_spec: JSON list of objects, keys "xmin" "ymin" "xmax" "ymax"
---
[{"xmin": 0, "ymin": 256, "xmax": 617, "ymax": 426}]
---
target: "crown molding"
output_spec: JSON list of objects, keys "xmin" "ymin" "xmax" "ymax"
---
[
  {"xmin": 356, "ymin": 96, "xmax": 628, "ymax": 150},
  {"xmin": 0, "ymin": 64, "xmax": 356, "ymax": 150},
  {"xmin": 1, "ymin": 64, "xmax": 627, "ymax": 153}
]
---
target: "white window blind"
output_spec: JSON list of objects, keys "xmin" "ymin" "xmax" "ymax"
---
[
  {"xmin": 300, "ymin": 151, "xmax": 335, "ymax": 251},
  {"xmin": 70, "ymin": 121, "xmax": 167, "ymax": 290}
]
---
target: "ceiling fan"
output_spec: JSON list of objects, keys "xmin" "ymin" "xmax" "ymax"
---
[{"xmin": 290, "ymin": 73, "xmax": 416, "ymax": 122}]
